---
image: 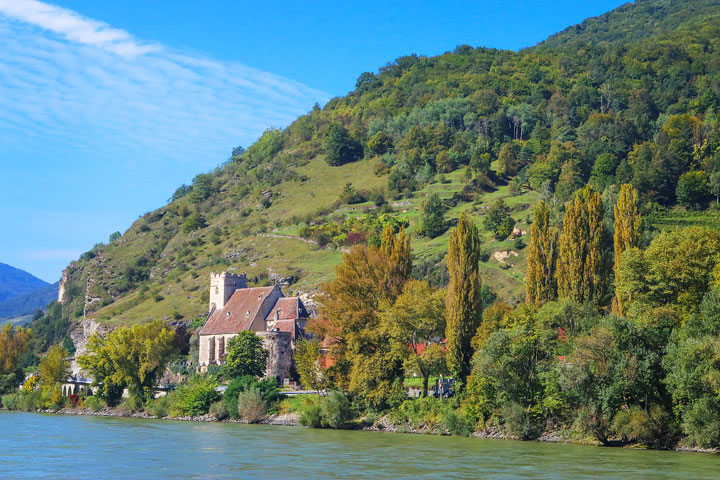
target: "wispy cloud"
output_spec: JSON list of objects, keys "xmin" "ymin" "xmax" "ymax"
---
[
  {"xmin": 0, "ymin": 0, "xmax": 329, "ymax": 171},
  {"xmin": 0, "ymin": 0, "xmax": 157, "ymax": 56},
  {"xmin": 0, "ymin": 0, "xmax": 330, "ymax": 283}
]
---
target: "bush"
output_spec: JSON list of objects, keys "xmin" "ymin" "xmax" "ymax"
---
[
  {"xmin": 444, "ymin": 409, "xmax": 473, "ymax": 437},
  {"xmin": 611, "ymin": 405, "xmax": 675, "ymax": 447},
  {"xmin": 320, "ymin": 391, "xmax": 352, "ymax": 429},
  {"xmin": 501, "ymin": 402, "xmax": 542, "ymax": 440},
  {"xmin": 209, "ymin": 400, "xmax": 229, "ymax": 421},
  {"xmin": 1, "ymin": 393, "xmax": 19, "ymax": 410},
  {"xmin": 84, "ymin": 395, "xmax": 106, "ymax": 413},
  {"xmin": 224, "ymin": 376, "xmax": 284, "ymax": 416},
  {"xmin": 237, "ymin": 389, "xmax": 266, "ymax": 423},
  {"xmin": 169, "ymin": 375, "xmax": 220, "ymax": 417},
  {"xmin": 299, "ymin": 402, "xmax": 323, "ymax": 428}
]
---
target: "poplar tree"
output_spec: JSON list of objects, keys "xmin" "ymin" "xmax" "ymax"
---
[
  {"xmin": 445, "ymin": 211, "xmax": 482, "ymax": 388},
  {"xmin": 557, "ymin": 186, "xmax": 609, "ymax": 305},
  {"xmin": 613, "ymin": 184, "xmax": 642, "ymax": 315},
  {"xmin": 526, "ymin": 200, "xmax": 557, "ymax": 305}
]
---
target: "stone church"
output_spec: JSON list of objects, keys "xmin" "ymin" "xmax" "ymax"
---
[{"xmin": 198, "ymin": 271, "xmax": 308, "ymax": 383}]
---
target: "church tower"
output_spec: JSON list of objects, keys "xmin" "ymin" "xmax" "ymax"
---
[{"xmin": 209, "ymin": 271, "xmax": 247, "ymax": 313}]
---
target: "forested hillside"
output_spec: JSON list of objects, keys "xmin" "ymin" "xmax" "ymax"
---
[{"xmin": 30, "ymin": 0, "xmax": 720, "ymax": 351}]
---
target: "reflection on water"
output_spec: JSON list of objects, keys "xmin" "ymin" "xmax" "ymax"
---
[{"xmin": 1, "ymin": 411, "xmax": 719, "ymax": 479}]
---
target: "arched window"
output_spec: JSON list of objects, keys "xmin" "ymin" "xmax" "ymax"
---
[
  {"xmin": 209, "ymin": 337, "xmax": 216, "ymax": 364},
  {"xmin": 218, "ymin": 337, "xmax": 225, "ymax": 362}
]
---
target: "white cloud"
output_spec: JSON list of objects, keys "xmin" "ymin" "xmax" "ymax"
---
[
  {"xmin": 0, "ymin": 0, "xmax": 157, "ymax": 56},
  {"xmin": 0, "ymin": 0, "xmax": 329, "ymax": 171}
]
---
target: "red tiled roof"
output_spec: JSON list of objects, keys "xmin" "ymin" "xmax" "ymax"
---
[
  {"xmin": 264, "ymin": 297, "xmax": 307, "ymax": 322},
  {"xmin": 199, "ymin": 286, "xmax": 276, "ymax": 335}
]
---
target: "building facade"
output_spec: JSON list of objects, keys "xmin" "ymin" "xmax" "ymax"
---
[{"xmin": 198, "ymin": 271, "xmax": 308, "ymax": 383}]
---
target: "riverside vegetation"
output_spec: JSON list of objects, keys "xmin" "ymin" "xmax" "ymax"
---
[{"xmin": 4, "ymin": 0, "xmax": 720, "ymax": 451}]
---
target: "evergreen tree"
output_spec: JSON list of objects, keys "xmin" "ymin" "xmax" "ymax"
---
[
  {"xmin": 418, "ymin": 193, "xmax": 446, "ymax": 238},
  {"xmin": 484, "ymin": 199, "xmax": 515, "ymax": 240},
  {"xmin": 445, "ymin": 211, "xmax": 482, "ymax": 388},
  {"xmin": 323, "ymin": 123, "xmax": 363, "ymax": 166},
  {"xmin": 526, "ymin": 200, "xmax": 557, "ymax": 305},
  {"xmin": 613, "ymin": 184, "xmax": 642, "ymax": 315},
  {"xmin": 557, "ymin": 186, "xmax": 609, "ymax": 305}
]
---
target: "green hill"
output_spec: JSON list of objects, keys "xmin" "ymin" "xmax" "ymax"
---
[{"xmin": 34, "ymin": 0, "xmax": 720, "ymax": 345}]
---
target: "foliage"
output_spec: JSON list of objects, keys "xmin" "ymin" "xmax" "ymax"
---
[
  {"xmin": 223, "ymin": 375, "xmax": 284, "ymax": 416},
  {"xmin": 310, "ymin": 226, "xmax": 411, "ymax": 409},
  {"xmin": 0, "ymin": 324, "xmax": 31, "ymax": 394},
  {"xmin": 380, "ymin": 280, "xmax": 446, "ymax": 397},
  {"xmin": 526, "ymin": 200, "xmax": 557, "ymax": 305},
  {"xmin": 222, "ymin": 331, "xmax": 268, "ymax": 380},
  {"xmin": 298, "ymin": 391, "xmax": 353, "ymax": 429},
  {"xmin": 612, "ymin": 184, "xmax": 642, "ymax": 315},
  {"xmin": 483, "ymin": 200, "xmax": 515, "ymax": 240},
  {"xmin": 236, "ymin": 388, "xmax": 267, "ymax": 423},
  {"xmin": 417, "ymin": 193, "xmax": 447, "ymax": 238},
  {"xmin": 294, "ymin": 338, "xmax": 325, "ymax": 393},
  {"xmin": 445, "ymin": 212, "xmax": 482, "ymax": 388},
  {"xmin": 168, "ymin": 375, "xmax": 220, "ymax": 417},
  {"xmin": 78, "ymin": 320, "xmax": 178, "ymax": 404},
  {"xmin": 323, "ymin": 123, "xmax": 363, "ymax": 166},
  {"xmin": 209, "ymin": 400, "xmax": 229, "ymax": 420},
  {"xmin": 676, "ymin": 171, "xmax": 710, "ymax": 210},
  {"xmin": 557, "ymin": 186, "xmax": 610, "ymax": 306},
  {"xmin": 38, "ymin": 345, "xmax": 70, "ymax": 387}
]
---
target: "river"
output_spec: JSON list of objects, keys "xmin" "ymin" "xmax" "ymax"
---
[{"xmin": 1, "ymin": 411, "xmax": 719, "ymax": 479}]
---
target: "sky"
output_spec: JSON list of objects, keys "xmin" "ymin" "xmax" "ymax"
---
[{"xmin": 0, "ymin": 0, "xmax": 629, "ymax": 283}]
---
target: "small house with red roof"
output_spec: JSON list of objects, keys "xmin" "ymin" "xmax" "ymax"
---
[{"xmin": 198, "ymin": 271, "xmax": 309, "ymax": 381}]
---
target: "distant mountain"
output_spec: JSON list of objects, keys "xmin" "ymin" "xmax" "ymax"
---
[
  {"xmin": 0, "ymin": 282, "xmax": 59, "ymax": 320},
  {"xmin": 0, "ymin": 262, "xmax": 50, "ymax": 302}
]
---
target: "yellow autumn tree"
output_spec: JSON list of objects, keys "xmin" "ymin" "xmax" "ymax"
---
[
  {"xmin": 613, "ymin": 184, "xmax": 642, "ymax": 315},
  {"xmin": 557, "ymin": 186, "xmax": 610, "ymax": 305},
  {"xmin": 526, "ymin": 200, "xmax": 557, "ymax": 305},
  {"xmin": 445, "ymin": 211, "xmax": 482, "ymax": 389}
]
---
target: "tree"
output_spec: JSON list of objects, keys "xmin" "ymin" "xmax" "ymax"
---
[
  {"xmin": 484, "ymin": 199, "xmax": 515, "ymax": 240},
  {"xmin": 294, "ymin": 338, "xmax": 325, "ymax": 393},
  {"xmin": 557, "ymin": 186, "xmax": 609, "ymax": 305},
  {"xmin": 381, "ymin": 280, "xmax": 446, "ymax": 397},
  {"xmin": 323, "ymin": 123, "xmax": 363, "ymax": 166},
  {"xmin": 526, "ymin": 200, "xmax": 557, "ymax": 305},
  {"xmin": 188, "ymin": 173, "xmax": 213, "ymax": 204},
  {"xmin": 38, "ymin": 345, "xmax": 70, "ymax": 387},
  {"xmin": 418, "ymin": 193, "xmax": 446, "ymax": 238},
  {"xmin": 366, "ymin": 131, "xmax": 393, "ymax": 157},
  {"xmin": 710, "ymin": 171, "xmax": 720, "ymax": 205},
  {"xmin": 108, "ymin": 231, "xmax": 121, "ymax": 243},
  {"xmin": 613, "ymin": 184, "xmax": 642, "ymax": 315},
  {"xmin": 78, "ymin": 321, "xmax": 178, "ymax": 404},
  {"xmin": 676, "ymin": 171, "xmax": 710, "ymax": 210},
  {"xmin": 615, "ymin": 227, "xmax": 720, "ymax": 318},
  {"xmin": 497, "ymin": 141, "xmax": 523, "ymax": 177},
  {"xmin": 445, "ymin": 211, "xmax": 482, "ymax": 388},
  {"xmin": 223, "ymin": 331, "xmax": 269, "ymax": 380},
  {"xmin": 0, "ymin": 324, "xmax": 31, "ymax": 394},
  {"xmin": 309, "ymin": 226, "xmax": 411, "ymax": 409}
]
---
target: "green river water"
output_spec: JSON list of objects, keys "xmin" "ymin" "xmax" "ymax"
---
[{"xmin": 1, "ymin": 411, "xmax": 719, "ymax": 479}]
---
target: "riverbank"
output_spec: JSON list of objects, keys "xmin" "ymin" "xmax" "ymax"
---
[{"xmin": 11, "ymin": 405, "xmax": 718, "ymax": 455}]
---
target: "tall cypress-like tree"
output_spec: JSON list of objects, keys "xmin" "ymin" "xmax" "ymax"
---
[
  {"xmin": 613, "ymin": 184, "xmax": 642, "ymax": 315},
  {"xmin": 445, "ymin": 211, "xmax": 482, "ymax": 388},
  {"xmin": 526, "ymin": 200, "xmax": 557, "ymax": 305},
  {"xmin": 557, "ymin": 186, "xmax": 609, "ymax": 305}
]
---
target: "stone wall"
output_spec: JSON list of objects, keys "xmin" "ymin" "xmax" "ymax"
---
[{"xmin": 258, "ymin": 330, "xmax": 292, "ymax": 382}]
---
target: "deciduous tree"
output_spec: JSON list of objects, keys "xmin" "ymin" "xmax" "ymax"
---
[
  {"xmin": 445, "ymin": 211, "xmax": 482, "ymax": 388},
  {"xmin": 526, "ymin": 200, "xmax": 557, "ymax": 305},
  {"xmin": 223, "ymin": 331, "xmax": 268, "ymax": 380},
  {"xmin": 613, "ymin": 184, "xmax": 642, "ymax": 315}
]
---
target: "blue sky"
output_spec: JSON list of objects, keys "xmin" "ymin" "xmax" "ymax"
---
[{"xmin": 0, "ymin": 0, "xmax": 628, "ymax": 283}]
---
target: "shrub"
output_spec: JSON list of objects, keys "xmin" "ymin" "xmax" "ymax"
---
[
  {"xmin": 320, "ymin": 391, "xmax": 352, "ymax": 429},
  {"xmin": 224, "ymin": 376, "xmax": 284, "ymax": 416},
  {"xmin": 1, "ymin": 393, "xmax": 19, "ymax": 410},
  {"xmin": 169, "ymin": 375, "xmax": 220, "ymax": 417},
  {"xmin": 237, "ymin": 389, "xmax": 266, "ymax": 423},
  {"xmin": 501, "ymin": 402, "xmax": 542, "ymax": 440},
  {"xmin": 444, "ymin": 409, "xmax": 473, "ymax": 437},
  {"xmin": 84, "ymin": 395, "xmax": 106, "ymax": 413},
  {"xmin": 299, "ymin": 402, "xmax": 323, "ymax": 428},
  {"xmin": 209, "ymin": 400, "xmax": 229, "ymax": 421},
  {"xmin": 611, "ymin": 405, "xmax": 676, "ymax": 447}
]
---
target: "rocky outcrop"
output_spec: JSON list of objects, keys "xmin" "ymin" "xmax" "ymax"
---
[{"xmin": 69, "ymin": 318, "xmax": 110, "ymax": 374}]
